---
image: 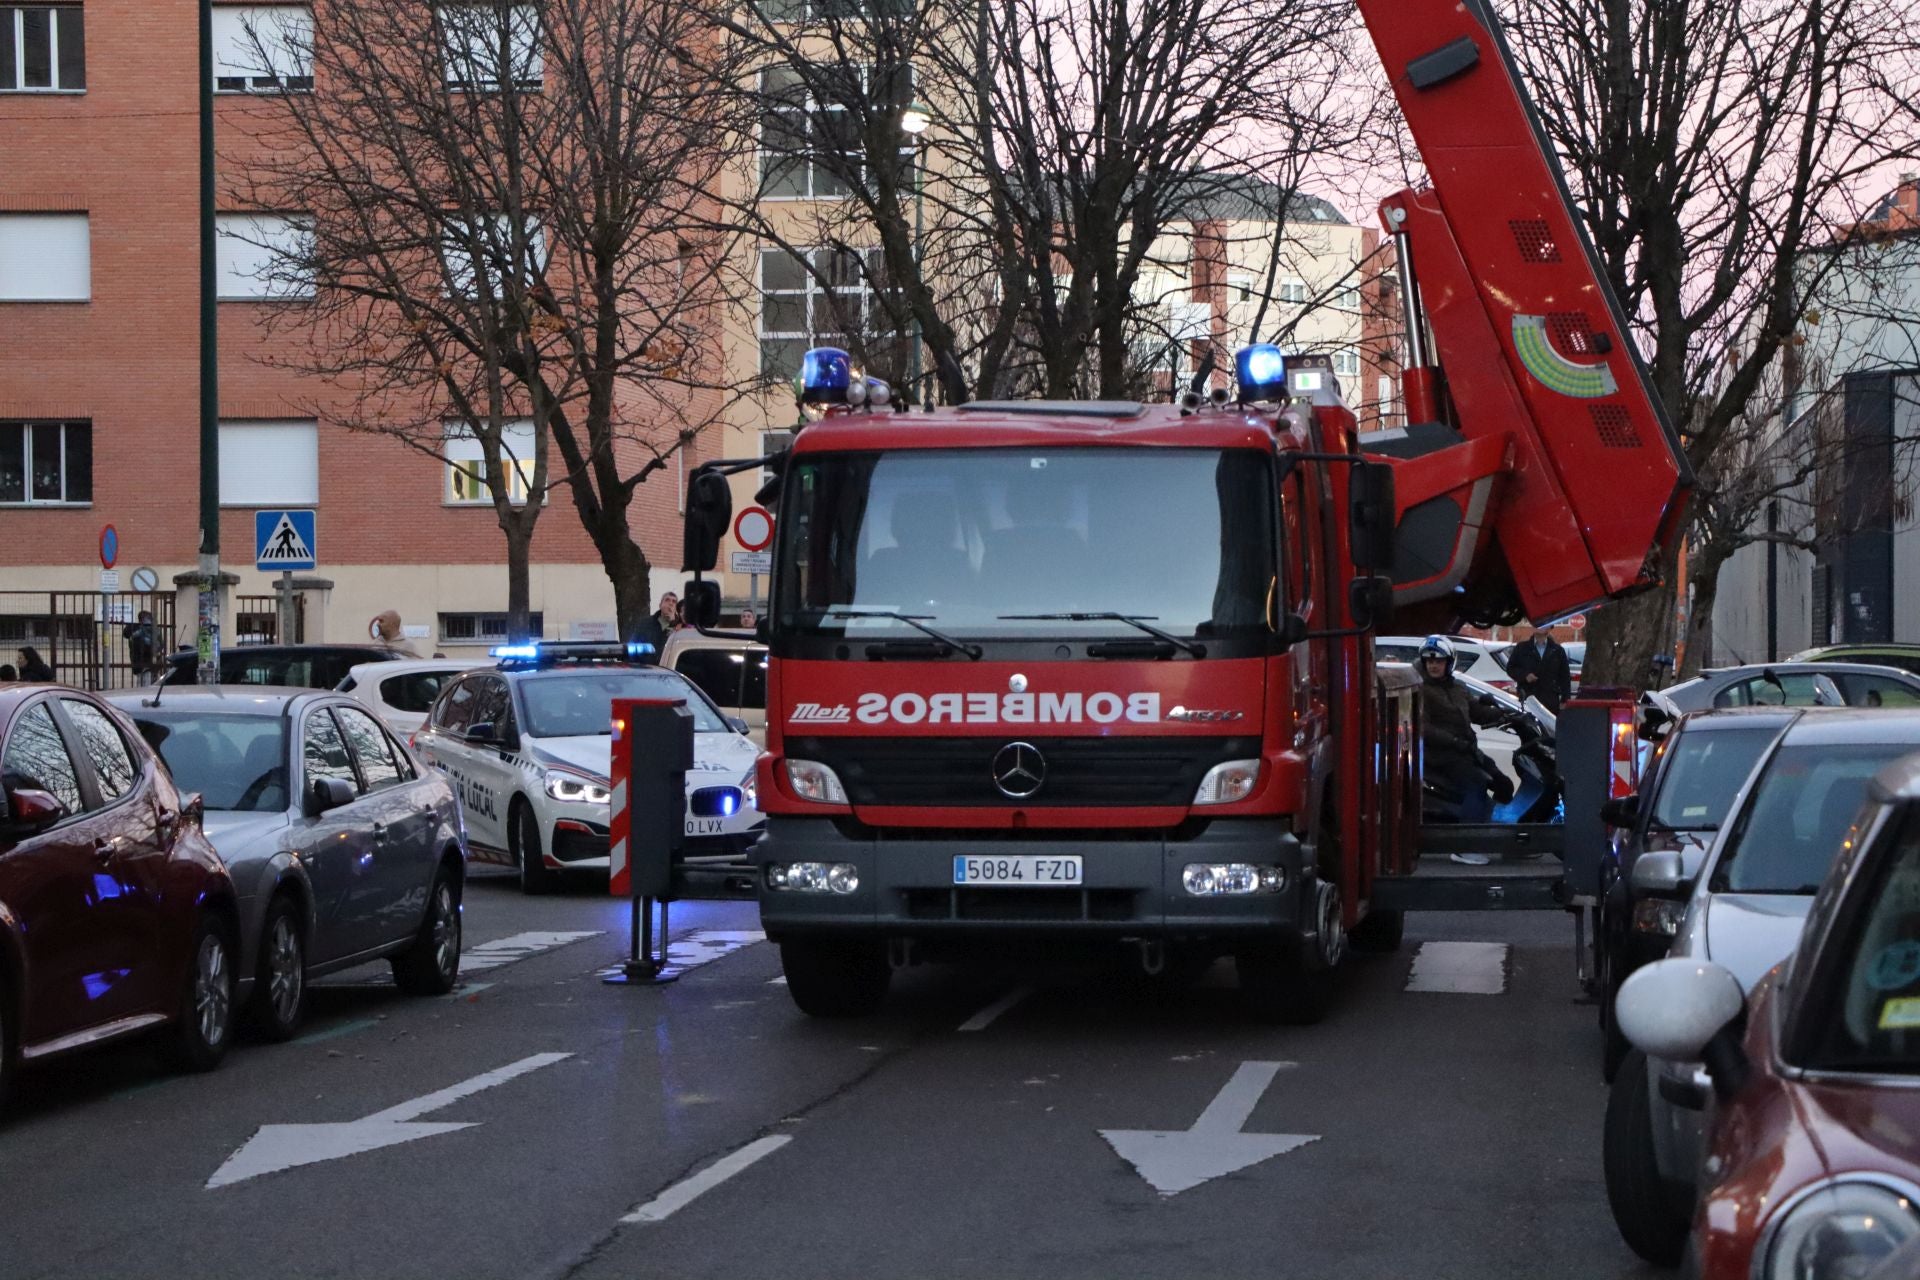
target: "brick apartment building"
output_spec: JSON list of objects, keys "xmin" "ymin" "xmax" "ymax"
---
[{"xmin": 0, "ymin": 0, "xmax": 713, "ymax": 667}]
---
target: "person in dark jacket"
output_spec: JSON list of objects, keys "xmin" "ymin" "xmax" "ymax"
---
[
  {"xmin": 1417, "ymin": 636, "xmax": 1512, "ymax": 861},
  {"xmin": 1505, "ymin": 625, "xmax": 1573, "ymax": 713},
  {"xmin": 123, "ymin": 611, "xmax": 158, "ymax": 684},
  {"xmin": 16, "ymin": 647, "xmax": 54, "ymax": 682}
]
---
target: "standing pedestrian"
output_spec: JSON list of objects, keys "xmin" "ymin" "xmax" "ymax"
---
[
  {"xmin": 372, "ymin": 609, "xmax": 420, "ymax": 657},
  {"xmin": 123, "ymin": 610, "xmax": 158, "ymax": 685},
  {"xmin": 17, "ymin": 646, "xmax": 54, "ymax": 682},
  {"xmin": 1505, "ymin": 624, "xmax": 1573, "ymax": 714},
  {"xmin": 634, "ymin": 591, "xmax": 681, "ymax": 655}
]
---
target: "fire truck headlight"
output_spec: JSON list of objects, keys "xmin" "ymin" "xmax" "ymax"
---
[
  {"xmin": 784, "ymin": 759, "xmax": 849, "ymax": 805},
  {"xmin": 766, "ymin": 861, "xmax": 860, "ymax": 894},
  {"xmin": 1182, "ymin": 863, "xmax": 1288, "ymax": 896},
  {"xmin": 1193, "ymin": 759, "xmax": 1261, "ymax": 805}
]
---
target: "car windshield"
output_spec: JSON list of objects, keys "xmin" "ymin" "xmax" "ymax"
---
[
  {"xmin": 1807, "ymin": 811, "xmax": 1920, "ymax": 1075},
  {"xmin": 1648, "ymin": 726, "xmax": 1776, "ymax": 831},
  {"xmin": 131, "ymin": 711, "xmax": 287, "ymax": 812},
  {"xmin": 674, "ymin": 648, "xmax": 767, "ymax": 710},
  {"xmin": 515, "ymin": 670, "xmax": 729, "ymax": 739},
  {"xmin": 1712, "ymin": 742, "xmax": 1904, "ymax": 893},
  {"xmin": 774, "ymin": 447, "xmax": 1275, "ymax": 643}
]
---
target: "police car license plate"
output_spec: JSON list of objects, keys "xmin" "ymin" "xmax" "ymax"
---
[
  {"xmin": 685, "ymin": 817, "xmax": 725, "ymax": 837},
  {"xmin": 953, "ymin": 856, "xmax": 1082, "ymax": 886}
]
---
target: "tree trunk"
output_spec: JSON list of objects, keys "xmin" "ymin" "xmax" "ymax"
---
[
  {"xmin": 1679, "ymin": 544, "xmax": 1733, "ymax": 679},
  {"xmin": 502, "ymin": 518, "xmax": 535, "ymax": 643},
  {"xmin": 594, "ymin": 517, "xmax": 653, "ymax": 643},
  {"xmin": 1579, "ymin": 536, "xmax": 1683, "ymax": 692}
]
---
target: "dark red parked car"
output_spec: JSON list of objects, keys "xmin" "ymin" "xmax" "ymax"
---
[
  {"xmin": 1616, "ymin": 753, "xmax": 1920, "ymax": 1278},
  {"xmin": 0, "ymin": 685, "xmax": 241, "ymax": 1106}
]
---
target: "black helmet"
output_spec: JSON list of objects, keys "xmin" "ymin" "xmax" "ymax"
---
[{"xmin": 1417, "ymin": 634, "xmax": 1456, "ymax": 677}]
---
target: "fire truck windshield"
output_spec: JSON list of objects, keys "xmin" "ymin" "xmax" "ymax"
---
[{"xmin": 773, "ymin": 447, "xmax": 1276, "ymax": 651}]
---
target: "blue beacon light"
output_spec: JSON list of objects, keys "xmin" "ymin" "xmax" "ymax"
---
[
  {"xmin": 490, "ymin": 643, "xmax": 541, "ymax": 660},
  {"xmin": 1235, "ymin": 344, "xmax": 1288, "ymax": 404},
  {"xmin": 800, "ymin": 347, "xmax": 853, "ymax": 405}
]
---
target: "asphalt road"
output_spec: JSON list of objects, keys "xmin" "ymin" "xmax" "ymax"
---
[{"xmin": 0, "ymin": 871, "xmax": 1663, "ymax": 1280}]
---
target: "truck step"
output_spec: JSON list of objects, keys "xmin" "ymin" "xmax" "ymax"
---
[
  {"xmin": 1417, "ymin": 822, "xmax": 1565, "ymax": 859},
  {"xmin": 1370, "ymin": 854, "xmax": 1568, "ymax": 912}
]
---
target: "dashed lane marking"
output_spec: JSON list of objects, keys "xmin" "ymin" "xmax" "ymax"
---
[
  {"xmin": 459, "ymin": 930, "xmax": 605, "ymax": 972},
  {"xmin": 1405, "ymin": 941, "xmax": 1509, "ymax": 994},
  {"xmin": 620, "ymin": 1135, "xmax": 792, "ymax": 1224},
  {"xmin": 958, "ymin": 984, "xmax": 1034, "ymax": 1032},
  {"xmin": 594, "ymin": 929, "xmax": 767, "ymax": 983}
]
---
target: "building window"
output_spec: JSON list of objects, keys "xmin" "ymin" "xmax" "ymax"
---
[
  {"xmin": 760, "ymin": 428, "xmax": 794, "ymax": 490},
  {"xmin": 0, "ymin": 420, "xmax": 90, "ymax": 504},
  {"xmin": 212, "ymin": 6, "xmax": 312, "ymax": 92},
  {"xmin": 441, "ymin": 213, "xmax": 546, "ymax": 297},
  {"xmin": 445, "ymin": 420, "xmax": 538, "ymax": 504},
  {"xmin": 216, "ymin": 213, "xmax": 316, "ymax": 300},
  {"xmin": 758, "ymin": 0, "xmax": 915, "ymax": 19},
  {"xmin": 0, "ymin": 213, "xmax": 88, "ymax": 300},
  {"xmin": 758, "ymin": 64, "xmax": 913, "ymax": 200},
  {"xmin": 1332, "ymin": 348, "xmax": 1361, "ymax": 377},
  {"xmin": 1280, "ymin": 279, "xmax": 1307, "ymax": 305},
  {"xmin": 439, "ymin": 611, "xmax": 543, "ymax": 644},
  {"xmin": 438, "ymin": 4, "xmax": 541, "ymax": 91},
  {"xmin": 0, "ymin": 5, "xmax": 83, "ymax": 92},
  {"xmin": 1227, "ymin": 272, "xmax": 1254, "ymax": 303},
  {"xmin": 758, "ymin": 246, "xmax": 899, "ymax": 375},
  {"xmin": 218, "ymin": 420, "xmax": 319, "ymax": 506},
  {"xmin": 1334, "ymin": 284, "xmax": 1360, "ymax": 312}
]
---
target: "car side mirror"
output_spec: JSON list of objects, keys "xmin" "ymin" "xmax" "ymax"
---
[
  {"xmin": 1274, "ymin": 611, "xmax": 1309, "ymax": 647},
  {"xmin": 726, "ymin": 715, "xmax": 750, "ymax": 735},
  {"xmin": 1631, "ymin": 848, "xmax": 1693, "ymax": 899},
  {"xmin": 1, "ymin": 786, "xmax": 65, "ymax": 835},
  {"xmin": 1347, "ymin": 461, "xmax": 1397, "ymax": 572},
  {"xmin": 683, "ymin": 467, "xmax": 733, "ymax": 574},
  {"xmin": 1348, "ymin": 574, "xmax": 1395, "ymax": 629},
  {"xmin": 1615, "ymin": 958, "xmax": 1752, "ymax": 1096},
  {"xmin": 1601, "ymin": 793, "xmax": 1641, "ymax": 828},
  {"xmin": 463, "ymin": 722, "xmax": 498, "ymax": 745},
  {"xmin": 307, "ymin": 776, "xmax": 356, "ymax": 817},
  {"xmin": 682, "ymin": 579, "xmax": 722, "ymax": 630}
]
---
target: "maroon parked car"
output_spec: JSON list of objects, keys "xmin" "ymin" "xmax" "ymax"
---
[
  {"xmin": 0, "ymin": 685, "xmax": 241, "ymax": 1106},
  {"xmin": 1616, "ymin": 752, "xmax": 1920, "ymax": 1278}
]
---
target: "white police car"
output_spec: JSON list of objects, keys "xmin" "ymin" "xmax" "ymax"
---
[{"xmin": 413, "ymin": 642, "xmax": 763, "ymax": 893}]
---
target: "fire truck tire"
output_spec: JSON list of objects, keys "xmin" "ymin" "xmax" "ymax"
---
[
  {"xmin": 1603, "ymin": 1050, "xmax": 1690, "ymax": 1266},
  {"xmin": 780, "ymin": 937, "xmax": 891, "ymax": 1017},
  {"xmin": 1234, "ymin": 950, "xmax": 1336, "ymax": 1025},
  {"xmin": 1348, "ymin": 908, "xmax": 1405, "ymax": 953}
]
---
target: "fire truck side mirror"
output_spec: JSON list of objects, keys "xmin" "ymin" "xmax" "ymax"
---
[
  {"xmin": 681, "ymin": 579, "xmax": 722, "ymax": 630},
  {"xmin": 683, "ymin": 468, "xmax": 733, "ymax": 573},
  {"xmin": 1349, "ymin": 574, "xmax": 1395, "ymax": 629},
  {"xmin": 1348, "ymin": 462, "xmax": 1397, "ymax": 573},
  {"xmin": 1276, "ymin": 611, "xmax": 1309, "ymax": 647}
]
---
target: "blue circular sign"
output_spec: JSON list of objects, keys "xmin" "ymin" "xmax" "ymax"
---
[{"xmin": 99, "ymin": 524, "xmax": 119, "ymax": 569}]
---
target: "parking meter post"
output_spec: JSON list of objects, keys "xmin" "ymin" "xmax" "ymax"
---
[{"xmin": 604, "ymin": 698, "xmax": 695, "ymax": 987}]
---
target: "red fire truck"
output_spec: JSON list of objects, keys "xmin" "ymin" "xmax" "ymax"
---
[{"xmin": 680, "ymin": 0, "xmax": 1690, "ymax": 1019}]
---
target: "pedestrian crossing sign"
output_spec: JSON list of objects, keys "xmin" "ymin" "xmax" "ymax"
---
[{"xmin": 255, "ymin": 509, "xmax": 317, "ymax": 571}]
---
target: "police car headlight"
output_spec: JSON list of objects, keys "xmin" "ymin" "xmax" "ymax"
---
[
  {"xmin": 784, "ymin": 759, "xmax": 848, "ymax": 805},
  {"xmin": 1193, "ymin": 759, "xmax": 1262, "ymax": 805},
  {"xmin": 741, "ymin": 768, "xmax": 759, "ymax": 812},
  {"xmin": 545, "ymin": 772, "xmax": 611, "ymax": 805},
  {"xmin": 1763, "ymin": 1181, "xmax": 1920, "ymax": 1280}
]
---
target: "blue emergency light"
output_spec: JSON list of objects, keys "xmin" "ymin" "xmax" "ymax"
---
[
  {"xmin": 1235, "ymin": 344, "xmax": 1288, "ymax": 404},
  {"xmin": 800, "ymin": 347, "xmax": 853, "ymax": 404},
  {"xmin": 490, "ymin": 643, "xmax": 541, "ymax": 661}
]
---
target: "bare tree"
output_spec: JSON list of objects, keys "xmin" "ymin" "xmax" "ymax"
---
[
  {"xmin": 1498, "ymin": 0, "xmax": 1920, "ymax": 682},
  {"xmin": 230, "ymin": 0, "xmax": 756, "ymax": 640},
  {"xmin": 721, "ymin": 0, "xmax": 1381, "ymax": 403}
]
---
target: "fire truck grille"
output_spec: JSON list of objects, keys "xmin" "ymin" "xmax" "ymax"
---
[{"xmin": 787, "ymin": 736, "xmax": 1261, "ymax": 808}]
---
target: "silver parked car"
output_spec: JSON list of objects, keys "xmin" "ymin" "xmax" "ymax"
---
[
  {"xmin": 1655, "ymin": 661, "xmax": 1920, "ymax": 713},
  {"xmin": 110, "ymin": 687, "xmax": 467, "ymax": 1039},
  {"xmin": 1601, "ymin": 707, "xmax": 1920, "ymax": 1265}
]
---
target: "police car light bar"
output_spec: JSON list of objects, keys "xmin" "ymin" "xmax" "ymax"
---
[
  {"xmin": 490, "ymin": 640, "xmax": 656, "ymax": 667},
  {"xmin": 1235, "ymin": 343, "xmax": 1288, "ymax": 404},
  {"xmin": 800, "ymin": 347, "xmax": 852, "ymax": 405}
]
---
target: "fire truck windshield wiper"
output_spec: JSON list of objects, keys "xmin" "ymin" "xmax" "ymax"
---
[
  {"xmin": 821, "ymin": 608, "xmax": 983, "ymax": 659},
  {"xmin": 998, "ymin": 613, "xmax": 1206, "ymax": 659}
]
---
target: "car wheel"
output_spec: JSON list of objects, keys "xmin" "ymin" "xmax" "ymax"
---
[
  {"xmin": 393, "ymin": 866, "xmax": 462, "ymax": 996},
  {"xmin": 1603, "ymin": 1050, "xmax": 1692, "ymax": 1266},
  {"xmin": 165, "ymin": 915, "xmax": 236, "ymax": 1072},
  {"xmin": 1235, "ymin": 948, "xmax": 1336, "ymax": 1025},
  {"xmin": 0, "ymin": 979, "xmax": 15, "ymax": 1114},
  {"xmin": 779, "ymin": 937, "xmax": 890, "ymax": 1018},
  {"xmin": 512, "ymin": 799, "xmax": 553, "ymax": 896},
  {"xmin": 248, "ymin": 896, "xmax": 307, "ymax": 1041},
  {"xmin": 1599, "ymin": 943, "xmax": 1630, "ymax": 1083}
]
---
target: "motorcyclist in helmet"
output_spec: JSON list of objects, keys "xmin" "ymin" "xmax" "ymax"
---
[{"xmin": 1416, "ymin": 636, "xmax": 1516, "ymax": 846}]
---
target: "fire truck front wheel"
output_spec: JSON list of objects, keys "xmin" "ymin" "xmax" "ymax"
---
[{"xmin": 780, "ymin": 936, "xmax": 892, "ymax": 1018}]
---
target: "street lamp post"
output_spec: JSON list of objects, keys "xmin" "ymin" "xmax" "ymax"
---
[
  {"xmin": 196, "ymin": 0, "xmax": 224, "ymax": 685},
  {"xmin": 900, "ymin": 102, "xmax": 929, "ymax": 403}
]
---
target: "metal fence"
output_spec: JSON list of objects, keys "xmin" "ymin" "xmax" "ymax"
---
[
  {"xmin": 235, "ymin": 593, "xmax": 305, "ymax": 645},
  {"xmin": 0, "ymin": 590, "xmax": 177, "ymax": 690}
]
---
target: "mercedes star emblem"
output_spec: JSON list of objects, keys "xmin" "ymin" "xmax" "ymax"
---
[
  {"xmin": 1009, "ymin": 672, "xmax": 1029, "ymax": 693},
  {"xmin": 992, "ymin": 741, "xmax": 1046, "ymax": 799}
]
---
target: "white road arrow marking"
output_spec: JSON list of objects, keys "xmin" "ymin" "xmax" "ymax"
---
[
  {"xmin": 207, "ymin": 1052, "xmax": 572, "ymax": 1189},
  {"xmin": 1100, "ymin": 1061, "xmax": 1319, "ymax": 1196}
]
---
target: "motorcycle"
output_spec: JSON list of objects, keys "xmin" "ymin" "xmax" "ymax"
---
[{"xmin": 1422, "ymin": 701, "xmax": 1562, "ymax": 826}]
